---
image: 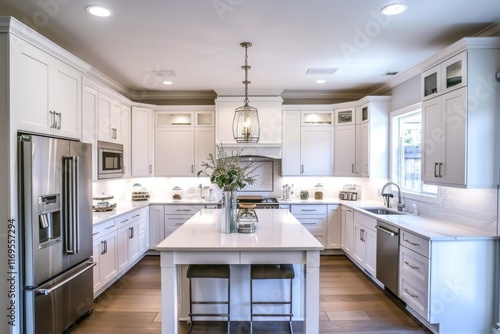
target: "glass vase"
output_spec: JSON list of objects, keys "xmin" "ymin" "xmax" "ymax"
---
[{"xmin": 220, "ymin": 191, "xmax": 237, "ymax": 233}]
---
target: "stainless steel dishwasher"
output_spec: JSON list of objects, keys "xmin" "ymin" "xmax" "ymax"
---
[{"xmin": 375, "ymin": 221, "xmax": 400, "ymax": 294}]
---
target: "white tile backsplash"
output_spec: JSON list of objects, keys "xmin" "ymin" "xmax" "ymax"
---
[{"xmin": 93, "ymin": 169, "xmax": 499, "ymax": 235}]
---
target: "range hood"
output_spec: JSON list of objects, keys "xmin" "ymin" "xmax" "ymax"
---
[{"xmin": 220, "ymin": 143, "xmax": 282, "ymax": 159}]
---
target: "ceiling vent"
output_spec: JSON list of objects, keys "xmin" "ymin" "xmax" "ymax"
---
[
  {"xmin": 149, "ymin": 70, "xmax": 178, "ymax": 77},
  {"xmin": 382, "ymin": 71, "xmax": 399, "ymax": 76},
  {"xmin": 306, "ymin": 68, "xmax": 338, "ymax": 75}
]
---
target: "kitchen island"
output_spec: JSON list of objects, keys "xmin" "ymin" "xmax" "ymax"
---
[{"xmin": 156, "ymin": 208, "xmax": 324, "ymax": 333}]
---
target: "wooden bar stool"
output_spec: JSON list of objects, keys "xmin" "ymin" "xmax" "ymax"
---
[
  {"xmin": 250, "ymin": 264, "xmax": 295, "ymax": 334},
  {"xmin": 187, "ymin": 264, "xmax": 231, "ymax": 334}
]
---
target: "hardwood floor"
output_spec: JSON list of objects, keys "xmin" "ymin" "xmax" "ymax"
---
[{"xmin": 70, "ymin": 255, "xmax": 430, "ymax": 333}]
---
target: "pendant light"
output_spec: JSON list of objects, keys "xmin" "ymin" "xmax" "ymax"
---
[{"xmin": 233, "ymin": 42, "xmax": 260, "ymax": 143}]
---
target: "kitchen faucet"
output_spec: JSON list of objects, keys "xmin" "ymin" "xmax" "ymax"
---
[{"xmin": 380, "ymin": 182, "xmax": 405, "ymax": 211}]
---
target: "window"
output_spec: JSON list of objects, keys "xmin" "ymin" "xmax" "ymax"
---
[{"xmin": 391, "ymin": 105, "xmax": 437, "ymax": 195}]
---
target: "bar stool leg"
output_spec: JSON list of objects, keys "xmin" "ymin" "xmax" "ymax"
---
[{"xmin": 289, "ymin": 277, "xmax": 293, "ymax": 334}]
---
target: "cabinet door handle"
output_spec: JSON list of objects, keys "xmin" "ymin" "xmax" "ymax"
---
[
  {"xmin": 364, "ymin": 164, "xmax": 368, "ymax": 174},
  {"xmin": 404, "ymin": 288, "xmax": 419, "ymax": 299},
  {"xmin": 129, "ymin": 226, "xmax": 134, "ymax": 239},
  {"xmin": 404, "ymin": 238, "xmax": 420, "ymax": 246},
  {"xmin": 149, "ymin": 164, "xmax": 152, "ymax": 174},
  {"xmin": 191, "ymin": 165, "xmax": 194, "ymax": 174},
  {"xmin": 351, "ymin": 164, "xmax": 354, "ymax": 173},
  {"xmin": 57, "ymin": 112, "xmax": 62, "ymax": 130},
  {"xmin": 300, "ymin": 164, "xmax": 304, "ymax": 174},
  {"xmin": 404, "ymin": 261, "xmax": 420, "ymax": 270},
  {"xmin": 100, "ymin": 240, "xmax": 106, "ymax": 255},
  {"xmin": 438, "ymin": 162, "xmax": 443, "ymax": 178},
  {"xmin": 50, "ymin": 110, "xmax": 58, "ymax": 129}
]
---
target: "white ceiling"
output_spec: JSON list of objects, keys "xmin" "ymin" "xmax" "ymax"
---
[{"xmin": 1, "ymin": 0, "xmax": 499, "ymax": 99}]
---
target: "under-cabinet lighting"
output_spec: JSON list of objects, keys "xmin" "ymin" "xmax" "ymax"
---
[
  {"xmin": 86, "ymin": 6, "xmax": 111, "ymax": 17},
  {"xmin": 316, "ymin": 80, "xmax": 326, "ymax": 84},
  {"xmin": 380, "ymin": 3, "xmax": 407, "ymax": 15},
  {"xmin": 162, "ymin": 81, "xmax": 173, "ymax": 85}
]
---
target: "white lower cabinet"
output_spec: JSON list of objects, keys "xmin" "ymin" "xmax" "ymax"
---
[
  {"xmin": 139, "ymin": 207, "xmax": 150, "ymax": 254},
  {"xmin": 326, "ymin": 205, "xmax": 341, "ymax": 249},
  {"xmin": 93, "ymin": 208, "xmax": 149, "ymax": 297},
  {"xmin": 340, "ymin": 206, "xmax": 354, "ymax": 256},
  {"xmin": 399, "ymin": 230, "xmax": 496, "ymax": 333},
  {"xmin": 92, "ymin": 219, "xmax": 118, "ymax": 296},
  {"xmin": 117, "ymin": 211, "xmax": 141, "ymax": 272},
  {"xmin": 149, "ymin": 205, "xmax": 165, "ymax": 249},
  {"xmin": 352, "ymin": 211, "xmax": 376, "ymax": 277},
  {"xmin": 164, "ymin": 205, "xmax": 204, "ymax": 238},
  {"xmin": 290, "ymin": 204, "xmax": 327, "ymax": 247}
]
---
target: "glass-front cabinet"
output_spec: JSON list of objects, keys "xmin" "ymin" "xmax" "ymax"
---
[
  {"xmin": 334, "ymin": 108, "xmax": 355, "ymax": 125},
  {"xmin": 422, "ymin": 51, "xmax": 467, "ymax": 100}
]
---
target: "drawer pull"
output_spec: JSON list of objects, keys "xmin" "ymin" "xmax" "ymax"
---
[
  {"xmin": 133, "ymin": 214, "xmax": 140, "ymax": 218},
  {"xmin": 404, "ymin": 288, "xmax": 419, "ymax": 299},
  {"xmin": 120, "ymin": 219, "xmax": 129, "ymax": 224},
  {"xmin": 404, "ymin": 239, "xmax": 420, "ymax": 246},
  {"xmin": 93, "ymin": 231, "xmax": 100, "ymax": 236},
  {"xmin": 176, "ymin": 209, "xmax": 192, "ymax": 212},
  {"xmin": 105, "ymin": 224, "xmax": 116, "ymax": 229},
  {"xmin": 301, "ymin": 209, "xmax": 317, "ymax": 212},
  {"xmin": 404, "ymin": 261, "xmax": 420, "ymax": 270}
]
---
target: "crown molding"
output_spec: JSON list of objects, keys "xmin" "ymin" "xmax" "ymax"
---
[
  {"xmin": 1, "ymin": 16, "xmax": 91, "ymax": 73},
  {"xmin": 475, "ymin": 20, "xmax": 500, "ymax": 37}
]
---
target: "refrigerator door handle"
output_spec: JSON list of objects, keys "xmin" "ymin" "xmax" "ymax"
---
[
  {"xmin": 64, "ymin": 156, "xmax": 80, "ymax": 254},
  {"xmin": 35, "ymin": 261, "xmax": 96, "ymax": 296}
]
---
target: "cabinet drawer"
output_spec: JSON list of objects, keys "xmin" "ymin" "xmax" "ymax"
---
[
  {"xmin": 400, "ymin": 246, "xmax": 429, "ymax": 289},
  {"xmin": 400, "ymin": 277, "xmax": 429, "ymax": 321},
  {"xmin": 93, "ymin": 219, "xmax": 117, "ymax": 239},
  {"xmin": 400, "ymin": 230, "xmax": 430, "ymax": 258},
  {"xmin": 291, "ymin": 204, "xmax": 327, "ymax": 215},
  {"xmin": 116, "ymin": 212, "xmax": 135, "ymax": 228},
  {"xmin": 295, "ymin": 216, "xmax": 326, "ymax": 231},
  {"xmin": 164, "ymin": 205, "xmax": 203, "ymax": 215}
]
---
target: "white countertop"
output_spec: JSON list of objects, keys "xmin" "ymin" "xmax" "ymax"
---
[
  {"xmin": 155, "ymin": 208, "xmax": 324, "ymax": 251},
  {"xmin": 92, "ymin": 197, "xmax": 498, "ymax": 241},
  {"xmin": 340, "ymin": 200, "xmax": 498, "ymax": 241}
]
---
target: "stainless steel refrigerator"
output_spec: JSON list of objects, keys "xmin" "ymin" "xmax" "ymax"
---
[{"xmin": 18, "ymin": 134, "xmax": 95, "ymax": 334}]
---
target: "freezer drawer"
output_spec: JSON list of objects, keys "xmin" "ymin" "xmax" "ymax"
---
[{"xmin": 25, "ymin": 260, "xmax": 95, "ymax": 334}]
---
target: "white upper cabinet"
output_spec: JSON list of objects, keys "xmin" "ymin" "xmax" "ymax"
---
[
  {"xmin": 333, "ymin": 97, "xmax": 390, "ymax": 178},
  {"xmin": 154, "ymin": 108, "xmax": 214, "ymax": 177},
  {"xmin": 282, "ymin": 107, "xmax": 334, "ymax": 176},
  {"xmin": 131, "ymin": 106, "xmax": 154, "ymax": 177},
  {"xmin": 422, "ymin": 51, "xmax": 467, "ymax": 101},
  {"xmin": 11, "ymin": 35, "xmax": 82, "ymax": 139},
  {"xmin": 420, "ymin": 38, "xmax": 500, "ymax": 187},
  {"xmin": 97, "ymin": 93, "xmax": 128, "ymax": 144}
]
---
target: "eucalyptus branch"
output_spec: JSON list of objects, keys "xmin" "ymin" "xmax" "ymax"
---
[{"xmin": 197, "ymin": 144, "xmax": 260, "ymax": 192}]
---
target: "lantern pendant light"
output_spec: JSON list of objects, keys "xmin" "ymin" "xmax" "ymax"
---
[{"xmin": 233, "ymin": 42, "xmax": 260, "ymax": 143}]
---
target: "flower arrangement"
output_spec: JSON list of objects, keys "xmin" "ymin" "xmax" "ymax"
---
[{"xmin": 197, "ymin": 145, "xmax": 259, "ymax": 192}]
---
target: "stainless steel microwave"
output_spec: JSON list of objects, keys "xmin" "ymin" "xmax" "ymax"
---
[{"xmin": 98, "ymin": 141, "xmax": 124, "ymax": 179}]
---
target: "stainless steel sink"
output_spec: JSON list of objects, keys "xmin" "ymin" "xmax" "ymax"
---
[{"xmin": 361, "ymin": 207, "xmax": 406, "ymax": 215}]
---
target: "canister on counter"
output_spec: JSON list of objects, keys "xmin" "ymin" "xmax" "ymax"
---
[
  {"xmin": 314, "ymin": 183, "xmax": 323, "ymax": 200},
  {"xmin": 172, "ymin": 186, "xmax": 182, "ymax": 200}
]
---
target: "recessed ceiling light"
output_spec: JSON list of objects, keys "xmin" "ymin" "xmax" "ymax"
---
[
  {"xmin": 380, "ymin": 3, "xmax": 407, "ymax": 15},
  {"xmin": 316, "ymin": 80, "xmax": 326, "ymax": 84},
  {"xmin": 162, "ymin": 81, "xmax": 173, "ymax": 85},
  {"xmin": 86, "ymin": 5, "xmax": 111, "ymax": 17}
]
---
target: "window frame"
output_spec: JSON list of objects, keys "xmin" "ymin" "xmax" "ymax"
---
[{"xmin": 389, "ymin": 103, "xmax": 438, "ymax": 203}]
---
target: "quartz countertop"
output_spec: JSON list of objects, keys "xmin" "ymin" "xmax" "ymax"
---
[
  {"xmin": 156, "ymin": 208, "xmax": 324, "ymax": 251},
  {"xmin": 93, "ymin": 197, "xmax": 498, "ymax": 241}
]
